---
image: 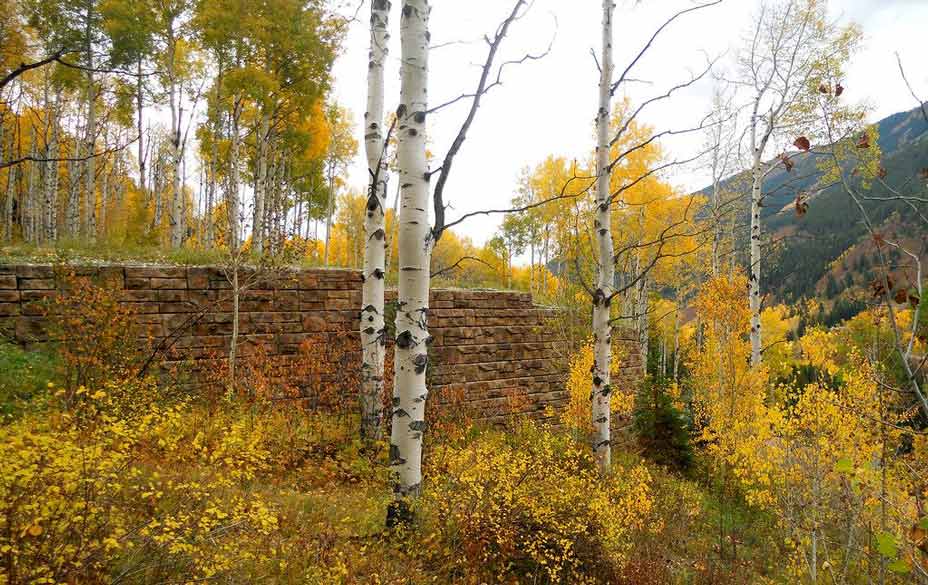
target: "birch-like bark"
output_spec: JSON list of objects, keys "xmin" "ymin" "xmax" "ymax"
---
[
  {"xmin": 360, "ymin": 0, "xmax": 391, "ymax": 443},
  {"xmin": 83, "ymin": 4, "xmax": 97, "ymax": 241},
  {"xmin": 637, "ymin": 272, "xmax": 649, "ymax": 369},
  {"xmin": 100, "ymin": 163, "xmax": 108, "ymax": 236},
  {"xmin": 169, "ymin": 42, "xmax": 184, "ymax": 249},
  {"xmin": 749, "ymin": 103, "xmax": 764, "ymax": 367},
  {"xmin": 710, "ymin": 139, "xmax": 722, "ymax": 278},
  {"xmin": 137, "ymin": 59, "xmax": 146, "ymax": 199},
  {"xmin": 228, "ymin": 97, "xmax": 243, "ymax": 250},
  {"xmin": 591, "ymin": 0, "xmax": 615, "ymax": 471},
  {"xmin": 206, "ymin": 131, "xmax": 217, "ymax": 248},
  {"xmin": 3, "ymin": 129, "xmax": 14, "ymax": 241},
  {"xmin": 323, "ymin": 159, "xmax": 335, "ymax": 266},
  {"xmin": 26, "ymin": 127, "xmax": 38, "ymax": 243},
  {"xmin": 4, "ymin": 164, "xmax": 13, "ymax": 242},
  {"xmin": 390, "ymin": 0, "xmax": 430, "ymax": 502},
  {"xmin": 44, "ymin": 90, "xmax": 60, "ymax": 243},
  {"xmin": 152, "ymin": 154, "xmax": 163, "ymax": 234},
  {"xmin": 252, "ymin": 110, "xmax": 270, "ymax": 254}
]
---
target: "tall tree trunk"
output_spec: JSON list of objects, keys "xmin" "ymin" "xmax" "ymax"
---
[
  {"xmin": 26, "ymin": 127, "xmax": 38, "ymax": 243},
  {"xmin": 153, "ymin": 155, "xmax": 163, "ymax": 235},
  {"xmin": 252, "ymin": 110, "xmax": 270, "ymax": 254},
  {"xmin": 591, "ymin": 0, "xmax": 615, "ymax": 471},
  {"xmin": 44, "ymin": 89, "xmax": 60, "ymax": 243},
  {"xmin": 541, "ymin": 227, "xmax": 549, "ymax": 292},
  {"xmin": 529, "ymin": 241, "xmax": 535, "ymax": 293},
  {"xmin": 637, "ymin": 272, "xmax": 649, "ymax": 371},
  {"xmin": 323, "ymin": 160, "xmax": 335, "ymax": 266},
  {"xmin": 749, "ymin": 105, "xmax": 763, "ymax": 367},
  {"xmin": 206, "ymin": 132, "xmax": 217, "ymax": 248},
  {"xmin": 100, "ymin": 163, "xmax": 108, "ymax": 238},
  {"xmin": 360, "ymin": 0, "xmax": 391, "ymax": 443},
  {"xmin": 3, "ymin": 129, "xmax": 15, "ymax": 241},
  {"xmin": 83, "ymin": 3, "xmax": 97, "ymax": 241},
  {"xmin": 137, "ymin": 59, "xmax": 146, "ymax": 198},
  {"xmin": 228, "ymin": 97, "xmax": 243, "ymax": 250},
  {"xmin": 169, "ymin": 56, "xmax": 184, "ymax": 249},
  {"xmin": 390, "ymin": 0, "xmax": 430, "ymax": 511},
  {"xmin": 711, "ymin": 146, "xmax": 722, "ymax": 278}
]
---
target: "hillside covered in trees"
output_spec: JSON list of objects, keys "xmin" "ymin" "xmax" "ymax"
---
[{"xmin": 1, "ymin": 0, "xmax": 927, "ymax": 583}]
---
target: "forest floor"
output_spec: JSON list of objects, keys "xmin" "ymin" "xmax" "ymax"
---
[{"xmin": 0, "ymin": 337, "xmax": 784, "ymax": 584}]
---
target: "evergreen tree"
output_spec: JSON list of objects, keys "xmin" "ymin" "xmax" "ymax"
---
[{"xmin": 633, "ymin": 378, "xmax": 693, "ymax": 472}]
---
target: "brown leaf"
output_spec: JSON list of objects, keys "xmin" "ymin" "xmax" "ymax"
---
[
  {"xmin": 871, "ymin": 278, "xmax": 893, "ymax": 299},
  {"xmin": 835, "ymin": 83, "xmax": 844, "ymax": 97},
  {"xmin": 872, "ymin": 232, "xmax": 885, "ymax": 247},
  {"xmin": 856, "ymin": 134, "xmax": 871, "ymax": 149},
  {"xmin": 909, "ymin": 294, "xmax": 920, "ymax": 308},
  {"xmin": 895, "ymin": 289, "xmax": 909, "ymax": 305},
  {"xmin": 780, "ymin": 153, "xmax": 794, "ymax": 173},
  {"xmin": 819, "ymin": 83, "xmax": 831, "ymax": 94},
  {"xmin": 795, "ymin": 194, "xmax": 809, "ymax": 217},
  {"xmin": 878, "ymin": 166, "xmax": 887, "ymax": 179},
  {"xmin": 793, "ymin": 136, "xmax": 811, "ymax": 152}
]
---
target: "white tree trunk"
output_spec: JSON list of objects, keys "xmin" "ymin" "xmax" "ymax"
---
[
  {"xmin": 710, "ymin": 145, "xmax": 722, "ymax": 277},
  {"xmin": 637, "ymin": 273, "xmax": 649, "ymax": 369},
  {"xmin": 360, "ymin": 0, "xmax": 391, "ymax": 443},
  {"xmin": 100, "ymin": 165, "xmax": 108, "ymax": 237},
  {"xmin": 591, "ymin": 0, "xmax": 615, "ymax": 471},
  {"xmin": 44, "ymin": 91, "xmax": 60, "ymax": 243},
  {"xmin": 229, "ymin": 98, "xmax": 243, "ymax": 250},
  {"xmin": 136, "ymin": 59, "xmax": 146, "ymax": 198},
  {"xmin": 26, "ymin": 127, "xmax": 38, "ymax": 243},
  {"xmin": 3, "ymin": 128, "xmax": 14, "ymax": 241},
  {"xmin": 323, "ymin": 160, "xmax": 335, "ymax": 266},
  {"xmin": 169, "ymin": 61, "xmax": 184, "ymax": 249},
  {"xmin": 206, "ymin": 136, "xmax": 217, "ymax": 248},
  {"xmin": 252, "ymin": 110, "xmax": 270, "ymax": 254},
  {"xmin": 390, "ymin": 0, "xmax": 431, "ymax": 504},
  {"xmin": 749, "ymin": 109, "xmax": 763, "ymax": 367},
  {"xmin": 83, "ymin": 6, "xmax": 97, "ymax": 242}
]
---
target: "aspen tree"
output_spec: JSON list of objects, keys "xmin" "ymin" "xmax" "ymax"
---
[
  {"xmin": 739, "ymin": 0, "xmax": 858, "ymax": 366},
  {"xmin": 83, "ymin": 0, "xmax": 98, "ymax": 241},
  {"xmin": 388, "ymin": 0, "xmax": 534, "ymax": 515},
  {"xmin": 591, "ymin": 0, "xmax": 616, "ymax": 471},
  {"xmin": 252, "ymin": 110, "xmax": 270, "ymax": 254},
  {"xmin": 360, "ymin": 0, "xmax": 391, "ymax": 443},
  {"xmin": 389, "ymin": 0, "xmax": 431, "ymax": 507},
  {"xmin": 44, "ymin": 87, "xmax": 60, "ymax": 242}
]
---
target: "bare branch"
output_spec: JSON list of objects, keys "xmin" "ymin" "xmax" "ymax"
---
[
  {"xmin": 896, "ymin": 51, "xmax": 928, "ymax": 123},
  {"xmin": 1, "ymin": 136, "xmax": 139, "ymax": 170},
  {"xmin": 611, "ymin": 0, "xmax": 723, "ymax": 94},
  {"xmin": 430, "ymin": 255, "xmax": 495, "ymax": 279},
  {"xmin": 431, "ymin": 0, "xmax": 551, "ymax": 241}
]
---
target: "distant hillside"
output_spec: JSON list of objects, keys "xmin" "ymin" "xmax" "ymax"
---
[{"xmin": 704, "ymin": 104, "xmax": 928, "ymax": 316}]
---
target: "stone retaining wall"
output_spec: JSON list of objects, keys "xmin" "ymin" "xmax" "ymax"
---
[{"xmin": 0, "ymin": 264, "xmax": 643, "ymax": 423}]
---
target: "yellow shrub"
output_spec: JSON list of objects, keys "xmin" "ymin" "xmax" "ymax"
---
[
  {"xmin": 421, "ymin": 424, "xmax": 654, "ymax": 584},
  {"xmin": 562, "ymin": 340, "xmax": 633, "ymax": 435},
  {"xmin": 0, "ymin": 402, "xmax": 284, "ymax": 583}
]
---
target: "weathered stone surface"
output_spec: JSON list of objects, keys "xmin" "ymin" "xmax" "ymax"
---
[{"xmin": 0, "ymin": 264, "xmax": 643, "ymax": 425}]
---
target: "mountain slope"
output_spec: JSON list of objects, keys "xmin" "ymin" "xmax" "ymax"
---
[{"xmin": 704, "ymin": 104, "xmax": 928, "ymax": 308}]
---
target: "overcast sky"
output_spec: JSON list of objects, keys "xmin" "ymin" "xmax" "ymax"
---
[{"xmin": 329, "ymin": 0, "xmax": 928, "ymax": 245}]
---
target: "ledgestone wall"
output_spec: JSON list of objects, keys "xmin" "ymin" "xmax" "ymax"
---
[{"xmin": 0, "ymin": 264, "xmax": 643, "ymax": 424}]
